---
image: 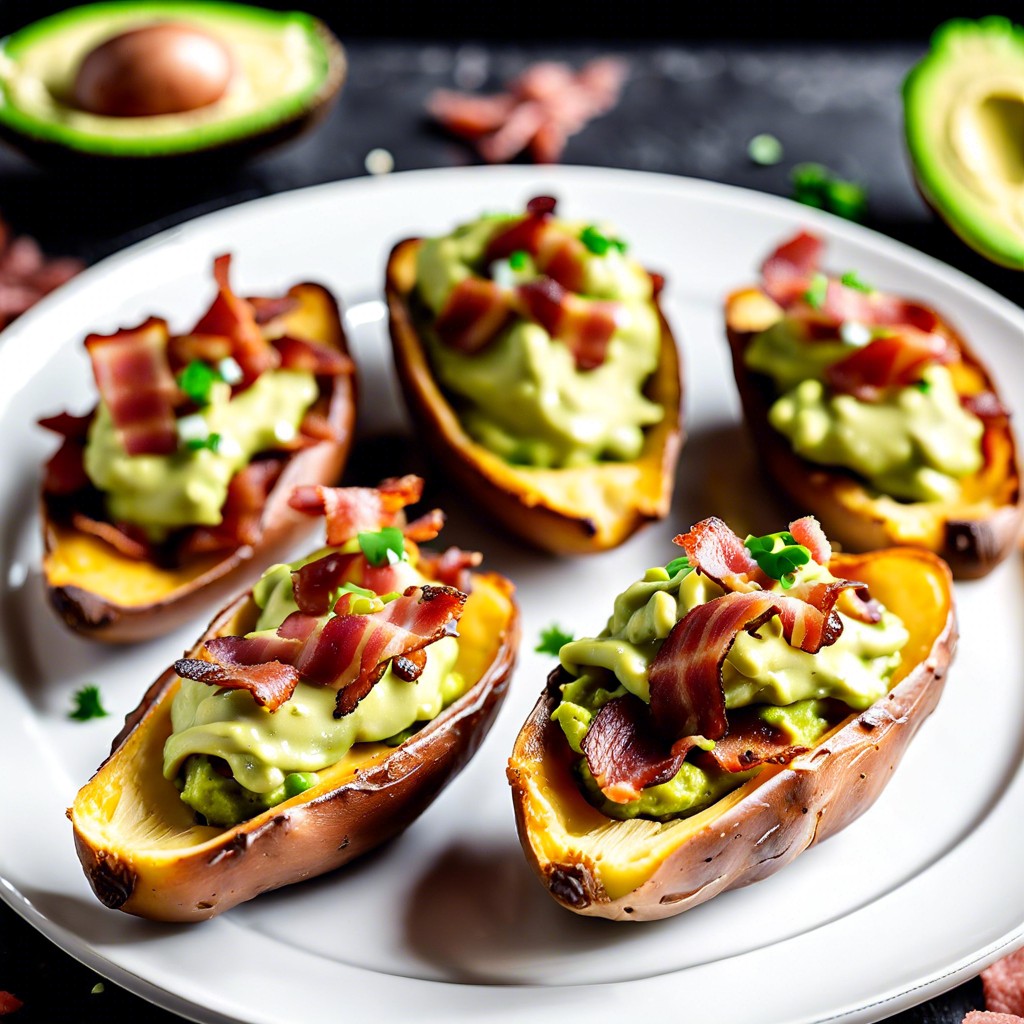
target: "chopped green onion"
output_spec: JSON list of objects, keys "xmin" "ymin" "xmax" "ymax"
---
[
  {"xmin": 358, "ymin": 526, "xmax": 407, "ymax": 567},
  {"xmin": 747, "ymin": 133, "xmax": 784, "ymax": 166},
  {"xmin": 178, "ymin": 360, "xmax": 223, "ymax": 406},
  {"xmin": 283, "ymin": 772, "xmax": 319, "ymax": 798},
  {"xmin": 185, "ymin": 432, "xmax": 222, "ymax": 453},
  {"xmin": 791, "ymin": 163, "xmax": 867, "ymax": 221},
  {"xmin": 803, "ymin": 272, "xmax": 829, "ymax": 310},
  {"xmin": 840, "ymin": 270, "xmax": 872, "ymax": 293},
  {"xmin": 509, "ymin": 249, "xmax": 529, "ymax": 271},
  {"xmin": 535, "ymin": 623, "xmax": 574, "ymax": 656},
  {"xmin": 69, "ymin": 684, "xmax": 109, "ymax": 721},
  {"xmin": 580, "ymin": 224, "xmax": 627, "ymax": 256},
  {"xmin": 665, "ymin": 554, "xmax": 692, "ymax": 577},
  {"xmin": 744, "ymin": 531, "xmax": 812, "ymax": 589},
  {"xmin": 915, "ymin": 379, "xmax": 932, "ymax": 393},
  {"xmin": 335, "ymin": 581, "xmax": 376, "ymax": 601}
]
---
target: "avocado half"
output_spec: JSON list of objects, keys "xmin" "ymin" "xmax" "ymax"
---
[
  {"xmin": 904, "ymin": 17, "xmax": 1024, "ymax": 268},
  {"xmin": 0, "ymin": 2, "xmax": 345, "ymax": 165}
]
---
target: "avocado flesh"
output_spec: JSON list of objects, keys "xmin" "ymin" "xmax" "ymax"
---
[
  {"xmin": 0, "ymin": 1, "xmax": 344, "ymax": 160},
  {"xmin": 904, "ymin": 17, "xmax": 1024, "ymax": 268}
]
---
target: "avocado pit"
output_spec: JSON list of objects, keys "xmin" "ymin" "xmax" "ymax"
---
[{"xmin": 73, "ymin": 22, "xmax": 232, "ymax": 117}]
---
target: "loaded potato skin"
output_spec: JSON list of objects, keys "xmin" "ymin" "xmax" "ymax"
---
[{"xmin": 509, "ymin": 545, "xmax": 955, "ymax": 921}]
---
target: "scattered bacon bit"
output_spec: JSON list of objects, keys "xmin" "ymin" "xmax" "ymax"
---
[
  {"xmin": 417, "ymin": 545, "xmax": 482, "ymax": 592},
  {"xmin": 392, "ymin": 648, "xmax": 427, "ymax": 682},
  {"xmin": 676, "ymin": 516, "xmax": 770, "ymax": 593},
  {"xmin": 403, "ymin": 508, "xmax": 446, "ymax": 543},
  {"xmin": 247, "ymin": 294, "xmax": 300, "ymax": 325},
  {"xmin": 824, "ymin": 328, "xmax": 956, "ymax": 401},
  {"xmin": 789, "ymin": 515, "xmax": 831, "ymax": 565},
  {"xmin": 761, "ymin": 231, "xmax": 824, "ymax": 306},
  {"xmin": 695, "ymin": 707, "xmax": 811, "ymax": 773},
  {"xmin": 39, "ymin": 411, "xmax": 93, "ymax": 495},
  {"xmin": 192, "ymin": 254, "xmax": 279, "ymax": 385},
  {"xmin": 84, "ymin": 317, "xmax": 179, "ymax": 456},
  {"xmin": 434, "ymin": 278, "xmax": 513, "ymax": 353},
  {"xmin": 0, "ymin": 991, "xmax": 23, "ymax": 1016},
  {"xmin": 983, "ymin": 948, "xmax": 1024, "ymax": 1018},
  {"xmin": 288, "ymin": 475, "xmax": 424, "ymax": 546},
  {"xmin": 272, "ymin": 335, "xmax": 354, "ymax": 376},
  {"xmin": 428, "ymin": 57, "xmax": 628, "ymax": 164},
  {"xmin": 70, "ymin": 512, "xmax": 152, "ymax": 561},
  {"xmin": 167, "ymin": 332, "xmax": 233, "ymax": 372},
  {"xmin": 175, "ymin": 655, "xmax": 300, "ymax": 712},
  {"xmin": 290, "ymin": 549, "xmax": 421, "ymax": 618},
  {"xmin": 484, "ymin": 198, "xmax": 555, "ymax": 261}
]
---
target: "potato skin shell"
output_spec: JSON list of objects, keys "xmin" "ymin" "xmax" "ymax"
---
[
  {"xmin": 41, "ymin": 282, "xmax": 356, "ymax": 643},
  {"xmin": 386, "ymin": 237, "xmax": 684, "ymax": 555},
  {"xmin": 725, "ymin": 294, "xmax": 1022, "ymax": 578},
  {"xmin": 71, "ymin": 572, "xmax": 520, "ymax": 922},
  {"xmin": 508, "ymin": 550, "xmax": 956, "ymax": 921}
]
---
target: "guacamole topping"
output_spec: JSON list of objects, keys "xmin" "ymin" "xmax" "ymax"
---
[
  {"xmin": 552, "ymin": 539, "xmax": 908, "ymax": 821},
  {"xmin": 745, "ymin": 316, "xmax": 984, "ymax": 502},
  {"xmin": 84, "ymin": 369, "xmax": 317, "ymax": 540},
  {"xmin": 415, "ymin": 210, "xmax": 663, "ymax": 468},
  {"xmin": 163, "ymin": 536, "xmax": 467, "ymax": 827}
]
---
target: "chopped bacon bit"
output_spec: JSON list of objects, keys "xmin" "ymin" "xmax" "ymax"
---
[
  {"xmin": 193, "ymin": 254, "xmax": 279, "ymax": 385},
  {"xmin": 392, "ymin": 648, "xmax": 427, "ymax": 682},
  {"xmin": 516, "ymin": 277, "xmax": 621, "ymax": 370},
  {"xmin": 403, "ymin": 508, "xmax": 446, "ymax": 543},
  {"xmin": 789, "ymin": 515, "xmax": 831, "ymax": 565},
  {"xmin": 85, "ymin": 317, "xmax": 178, "ymax": 456},
  {"xmin": 272, "ymin": 335, "xmax": 354, "ymax": 376},
  {"xmin": 175, "ymin": 655, "xmax": 299, "ymax": 712},
  {"xmin": 167, "ymin": 333, "xmax": 233, "ymax": 372},
  {"xmin": 38, "ymin": 411, "xmax": 91, "ymax": 440},
  {"xmin": 43, "ymin": 436, "xmax": 90, "ymax": 495},
  {"xmin": 761, "ymin": 231, "xmax": 824, "ymax": 306},
  {"xmin": 70, "ymin": 512, "xmax": 152, "ymax": 561},
  {"xmin": 527, "ymin": 196, "xmax": 558, "ymax": 217},
  {"xmin": 484, "ymin": 198, "xmax": 555, "ymax": 262},
  {"xmin": 417, "ymin": 545, "xmax": 483, "ymax": 592},
  {"xmin": 582, "ymin": 694, "xmax": 685, "ymax": 803},
  {"xmin": 247, "ymin": 294, "xmax": 300, "ymax": 325},
  {"xmin": 676, "ymin": 516, "xmax": 769, "ymax": 593},
  {"xmin": 649, "ymin": 271, "xmax": 666, "ymax": 297},
  {"xmin": 428, "ymin": 57, "xmax": 628, "ymax": 164},
  {"xmin": 824, "ymin": 328, "xmax": 956, "ymax": 401},
  {"xmin": 291, "ymin": 550, "xmax": 362, "ymax": 615},
  {"xmin": 434, "ymin": 277, "xmax": 513, "ymax": 353},
  {"xmin": 983, "ymin": 948, "xmax": 1024, "ymax": 1018},
  {"xmin": 0, "ymin": 990, "xmax": 23, "ymax": 1015},
  {"xmin": 695, "ymin": 707, "xmax": 810, "ymax": 773},
  {"xmin": 963, "ymin": 390, "xmax": 1010, "ymax": 424},
  {"xmin": 288, "ymin": 475, "xmax": 424, "ymax": 546}
]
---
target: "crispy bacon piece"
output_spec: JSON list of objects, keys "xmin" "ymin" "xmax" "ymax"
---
[
  {"xmin": 193, "ymin": 254, "xmax": 278, "ymax": 385},
  {"xmin": 167, "ymin": 332, "xmax": 233, "ymax": 372},
  {"xmin": 290, "ymin": 550, "xmax": 418, "ymax": 616},
  {"xmin": 648, "ymin": 591, "xmax": 784, "ymax": 745},
  {"xmin": 84, "ymin": 317, "xmax": 178, "ymax": 456},
  {"xmin": 417, "ymin": 545, "xmax": 483, "ymax": 592},
  {"xmin": 761, "ymin": 231, "xmax": 824, "ymax": 306},
  {"xmin": 695, "ymin": 707, "xmax": 811, "ymax": 773},
  {"xmin": 434, "ymin": 277, "xmax": 513, "ymax": 353},
  {"xmin": 392, "ymin": 648, "xmax": 427, "ymax": 682},
  {"xmin": 403, "ymin": 508, "xmax": 446, "ymax": 543},
  {"xmin": 484, "ymin": 197, "xmax": 556, "ymax": 262},
  {"xmin": 517, "ymin": 277, "xmax": 621, "ymax": 370},
  {"xmin": 582, "ymin": 695, "xmax": 685, "ymax": 804},
  {"xmin": 272, "ymin": 335, "xmax": 355, "ymax": 376},
  {"xmin": 71, "ymin": 512, "xmax": 151, "ymax": 561},
  {"xmin": 288, "ymin": 475, "xmax": 424, "ymax": 546},
  {"xmin": 824, "ymin": 328, "xmax": 956, "ymax": 401},
  {"xmin": 247, "ymin": 294, "xmax": 300, "ymax": 325},
  {"xmin": 39, "ymin": 411, "xmax": 92, "ymax": 495},
  {"xmin": 788, "ymin": 515, "xmax": 830, "ymax": 565},
  {"xmin": 676, "ymin": 516, "xmax": 769, "ymax": 593},
  {"xmin": 175, "ymin": 655, "xmax": 299, "ymax": 712}
]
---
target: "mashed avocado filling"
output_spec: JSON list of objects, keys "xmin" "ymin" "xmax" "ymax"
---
[
  {"xmin": 552, "ymin": 542, "xmax": 908, "ymax": 821},
  {"xmin": 745, "ymin": 318, "xmax": 984, "ymax": 502},
  {"xmin": 415, "ymin": 213, "xmax": 663, "ymax": 468},
  {"xmin": 163, "ymin": 538, "xmax": 467, "ymax": 828},
  {"xmin": 85, "ymin": 370, "xmax": 318, "ymax": 541}
]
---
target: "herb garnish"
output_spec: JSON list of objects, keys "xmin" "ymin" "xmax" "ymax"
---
[
  {"xmin": 665, "ymin": 554, "xmax": 692, "ymax": 577},
  {"xmin": 508, "ymin": 249, "xmax": 529, "ymax": 271},
  {"xmin": 178, "ymin": 360, "xmax": 224, "ymax": 406},
  {"xmin": 535, "ymin": 623, "xmax": 574, "ymax": 656},
  {"xmin": 185, "ymin": 432, "xmax": 222, "ymax": 453},
  {"xmin": 357, "ymin": 527, "xmax": 407, "ymax": 567},
  {"xmin": 840, "ymin": 270, "xmax": 873, "ymax": 293},
  {"xmin": 69, "ymin": 684, "xmax": 109, "ymax": 721},
  {"xmin": 915, "ymin": 379, "xmax": 932, "ymax": 393},
  {"xmin": 744, "ymin": 531, "xmax": 811, "ymax": 590},
  {"xmin": 580, "ymin": 225, "xmax": 627, "ymax": 256},
  {"xmin": 803, "ymin": 272, "xmax": 829, "ymax": 310},
  {"xmin": 791, "ymin": 163, "xmax": 867, "ymax": 221},
  {"xmin": 747, "ymin": 133, "xmax": 783, "ymax": 166}
]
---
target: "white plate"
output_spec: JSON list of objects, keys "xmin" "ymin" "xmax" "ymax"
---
[{"xmin": 1, "ymin": 166, "xmax": 1022, "ymax": 1024}]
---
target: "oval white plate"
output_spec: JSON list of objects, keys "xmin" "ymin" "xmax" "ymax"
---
[{"xmin": 1, "ymin": 166, "xmax": 1021, "ymax": 1024}]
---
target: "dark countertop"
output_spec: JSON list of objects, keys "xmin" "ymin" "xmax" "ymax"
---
[{"xmin": 0, "ymin": 40, "xmax": 1011, "ymax": 1024}]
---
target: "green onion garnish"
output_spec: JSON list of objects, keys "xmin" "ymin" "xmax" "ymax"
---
[
  {"xmin": 744, "ymin": 531, "xmax": 812, "ymax": 589},
  {"xmin": 358, "ymin": 527, "xmax": 407, "ymax": 567},
  {"xmin": 178, "ymin": 360, "xmax": 224, "ymax": 406}
]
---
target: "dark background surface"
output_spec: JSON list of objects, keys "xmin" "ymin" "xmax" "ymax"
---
[{"xmin": 0, "ymin": 6, "xmax": 1019, "ymax": 1023}]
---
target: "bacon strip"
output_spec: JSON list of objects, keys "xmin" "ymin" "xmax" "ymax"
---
[
  {"xmin": 694, "ymin": 707, "xmax": 810, "ymax": 773},
  {"xmin": 434, "ymin": 277, "xmax": 513, "ymax": 353},
  {"xmin": 192, "ymin": 254, "xmax": 278, "ymax": 385},
  {"xmin": 761, "ymin": 231, "xmax": 824, "ymax": 306},
  {"xmin": 824, "ymin": 328, "xmax": 957, "ymax": 401},
  {"xmin": 175, "ymin": 655, "xmax": 299, "ymax": 712},
  {"xmin": 84, "ymin": 317, "xmax": 178, "ymax": 456},
  {"xmin": 403, "ymin": 508, "xmax": 446, "ymax": 543},
  {"xmin": 417, "ymin": 545, "xmax": 483, "ymax": 592},
  {"xmin": 167, "ymin": 332, "xmax": 233, "ymax": 372},
  {"xmin": 288, "ymin": 475, "xmax": 424, "ymax": 546},
  {"xmin": 272, "ymin": 335, "xmax": 354, "ymax": 376},
  {"xmin": 676, "ymin": 516, "xmax": 770, "ymax": 592},
  {"xmin": 290, "ymin": 550, "xmax": 417, "ymax": 616}
]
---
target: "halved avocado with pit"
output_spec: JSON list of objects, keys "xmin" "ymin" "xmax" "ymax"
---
[
  {"xmin": 0, "ymin": 2, "xmax": 345, "ymax": 165},
  {"xmin": 904, "ymin": 17, "xmax": 1024, "ymax": 268}
]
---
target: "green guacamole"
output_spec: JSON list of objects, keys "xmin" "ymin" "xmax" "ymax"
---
[
  {"xmin": 84, "ymin": 370, "xmax": 317, "ymax": 541},
  {"xmin": 745, "ymin": 318, "xmax": 984, "ymax": 502},
  {"xmin": 553, "ymin": 553, "xmax": 908, "ymax": 821},
  {"xmin": 163, "ymin": 541, "xmax": 466, "ymax": 827},
  {"xmin": 416, "ymin": 212, "xmax": 663, "ymax": 468}
]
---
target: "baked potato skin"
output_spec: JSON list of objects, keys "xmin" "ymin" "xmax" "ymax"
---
[
  {"xmin": 42, "ymin": 282, "xmax": 356, "ymax": 643},
  {"xmin": 71, "ymin": 572, "xmax": 519, "ymax": 922},
  {"xmin": 508, "ymin": 549, "xmax": 955, "ymax": 921},
  {"xmin": 386, "ymin": 238, "xmax": 683, "ymax": 556},
  {"xmin": 725, "ymin": 289, "xmax": 1022, "ymax": 579}
]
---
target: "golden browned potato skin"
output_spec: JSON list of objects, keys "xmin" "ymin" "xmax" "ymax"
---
[
  {"xmin": 41, "ymin": 282, "xmax": 356, "ymax": 643},
  {"xmin": 386, "ymin": 238, "xmax": 683, "ymax": 555},
  {"xmin": 508, "ymin": 549, "xmax": 955, "ymax": 921},
  {"xmin": 725, "ymin": 288, "xmax": 1022, "ymax": 578},
  {"xmin": 70, "ymin": 571, "xmax": 519, "ymax": 921}
]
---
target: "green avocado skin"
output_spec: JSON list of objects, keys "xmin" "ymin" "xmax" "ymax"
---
[
  {"xmin": 0, "ymin": 2, "xmax": 345, "ymax": 163},
  {"xmin": 904, "ymin": 17, "xmax": 1024, "ymax": 268}
]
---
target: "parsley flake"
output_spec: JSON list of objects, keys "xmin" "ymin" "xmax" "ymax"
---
[
  {"xmin": 744, "ymin": 531, "xmax": 812, "ymax": 590},
  {"xmin": 69, "ymin": 684, "xmax": 109, "ymax": 722},
  {"xmin": 840, "ymin": 270, "xmax": 873, "ymax": 293},
  {"xmin": 665, "ymin": 554, "xmax": 692, "ymax": 577},
  {"xmin": 803, "ymin": 272, "xmax": 829, "ymax": 310},
  {"xmin": 915, "ymin": 379, "xmax": 932, "ymax": 393},
  {"xmin": 535, "ymin": 623, "xmax": 574, "ymax": 656},
  {"xmin": 580, "ymin": 225, "xmax": 627, "ymax": 256},
  {"xmin": 509, "ymin": 249, "xmax": 529, "ymax": 271},
  {"xmin": 185, "ymin": 432, "xmax": 222, "ymax": 453},
  {"xmin": 791, "ymin": 163, "xmax": 867, "ymax": 221},
  {"xmin": 178, "ymin": 360, "xmax": 224, "ymax": 406},
  {"xmin": 747, "ymin": 133, "xmax": 783, "ymax": 166},
  {"xmin": 358, "ymin": 527, "xmax": 407, "ymax": 567}
]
